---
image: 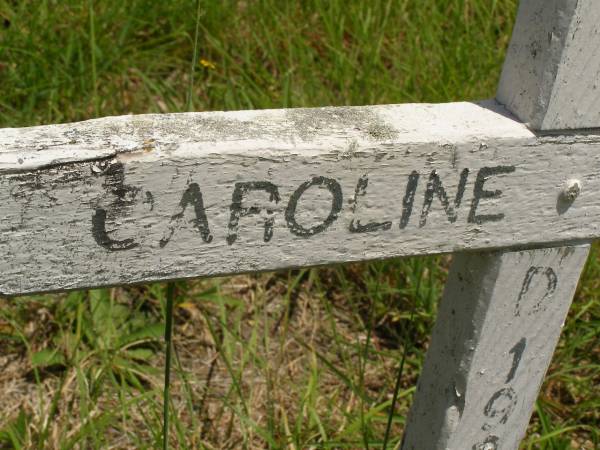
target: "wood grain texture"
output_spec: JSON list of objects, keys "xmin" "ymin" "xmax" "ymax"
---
[
  {"xmin": 403, "ymin": 3, "xmax": 600, "ymax": 448},
  {"xmin": 1, "ymin": 101, "xmax": 599, "ymax": 295},
  {"xmin": 497, "ymin": 0, "xmax": 600, "ymax": 130},
  {"xmin": 401, "ymin": 245, "xmax": 590, "ymax": 450}
]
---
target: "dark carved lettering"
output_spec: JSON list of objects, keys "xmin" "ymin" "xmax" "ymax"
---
[
  {"xmin": 506, "ymin": 338, "xmax": 526, "ymax": 383},
  {"xmin": 227, "ymin": 181, "xmax": 280, "ymax": 245},
  {"xmin": 91, "ymin": 162, "xmax": 141, "ymax": 251},
  {"xmin": 472, "ymin": 436, "xmax": 499, "ymax": 450},
  {"xmin": 468, "ymin": 166, "xmax": 515, "ymax": 224},
  {"xmin": 160, "ymin": 182, "xmax": 213, "ymax": 248},
  {"xmin": 349, "ymin": 175, "xmax": 391, "ymax": 233},
  {"xmin": 400, "ymin": 171, "xmax": 419, "ymax": 229},
  {"xmin": 419, "ymin": 168, "xmax": 469, "ymax": 227},
  {"xmin": 286, "ymin": 176, "xmax": 342, "ymax": 237},
  {"xmin": 89, "ymin": 164, "xmax": 520, "ymax": 250},
  {"xmin": 515, "ymin": 266, "xmax": 557, "ymax": 316},
  {"xmin": 144, "ymin": 191, "xmax": 154, "ymax": 211},
  {"xmin": 483, "ymin": 387, "xmax": 517, "ymax": 425},
  {"xmin": 92, "ymin": 209, "xmax": 139, "ymax": 251}
]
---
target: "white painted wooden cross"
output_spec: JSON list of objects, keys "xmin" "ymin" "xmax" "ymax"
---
[{"xmin": 1, "ymin": 1, "xmax": 598, "ymax": 448}]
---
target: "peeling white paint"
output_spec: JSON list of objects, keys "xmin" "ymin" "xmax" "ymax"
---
[
  {"xmin": 498, "ymin": 0, "xmax": 600, "ymax": 130},
  {"xmin": 404, "ymin": 1, "xmax": 599, "ymax": 449},
  {"xmin": 0, "ymin": 101, "xmax": 599, "ymax": 295},
  {"xmin": 402, "ymin": 246, "xmax": 589, "ymax": 450}
]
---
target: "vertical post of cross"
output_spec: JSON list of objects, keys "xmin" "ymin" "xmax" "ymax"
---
[{"xmin": 401, "ymin": 1, "xmax": 599, "ymax": 449}]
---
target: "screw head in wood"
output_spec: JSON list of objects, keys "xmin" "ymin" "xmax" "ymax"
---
[{"xmin": 561, "ymin": 179, "xmax": 582, "ymax": 201}]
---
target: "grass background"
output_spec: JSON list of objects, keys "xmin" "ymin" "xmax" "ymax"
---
[{"xmin": 0, "ymin": 0, "xmax": 598, "ymax": 448}]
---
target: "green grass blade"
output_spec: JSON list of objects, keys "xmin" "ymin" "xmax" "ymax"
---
[{"xmin": 163, "ymin": 282, "xmax": 176, "ymax": 450}]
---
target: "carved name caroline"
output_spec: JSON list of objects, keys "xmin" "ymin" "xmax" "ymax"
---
[
  {"xmin": 90, "ymin": 161, "xmax": 516, "ymax": 252},
  {"xmin": 2, "ymin": 102, "xmax": 600, "ymax": 294}
]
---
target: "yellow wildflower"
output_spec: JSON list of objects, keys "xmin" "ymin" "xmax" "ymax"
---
[{"xmin": 199, "ymin": 58, "xmax": 216, "ymax": 70}]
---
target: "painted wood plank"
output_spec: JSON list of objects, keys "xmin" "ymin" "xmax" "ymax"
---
[
  {"xmin": 402, "ymin": 2, "xmax": 600, "ymax": 448},
  {"xmin": 401, "ymin": 245, "xmax": 590, "ymax": 450},
  {"xmin": 497, "ymin": 0, "xmax": 600, "ymax": 130},
  {"xmin": 1, "ymin": 101, "xmax": 599, "ymax": 295}
]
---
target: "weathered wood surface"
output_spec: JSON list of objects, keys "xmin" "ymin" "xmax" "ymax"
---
[
  {"xmin": 1, "ymin": 101, "xmax": 599, "ymax": 295},
  {"xmin": 401, "ymin": 245, "xmax": 590, "ymax": 450},
  {"xmin": 497, "ymin": 0, "xmax": 600, "ymax": 130},
  {"xmin": 402, "ymin": 2, "xmax": 600, "ymax": 448}
]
